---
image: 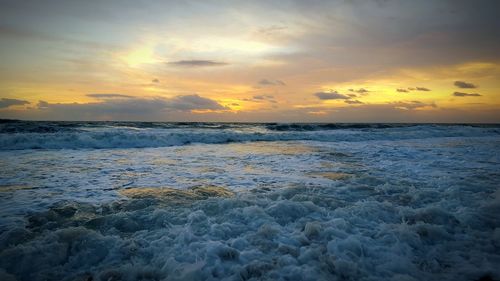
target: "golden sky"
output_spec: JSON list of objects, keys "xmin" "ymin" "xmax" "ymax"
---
[{"xmin": 0, "ymin": 0, "xmax": 499, "ymax": 122}]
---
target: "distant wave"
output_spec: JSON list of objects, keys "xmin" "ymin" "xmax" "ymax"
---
[
  {"xmin": 265, "ymin": 123, "xmax": 411, "ymax": 131},
  {"xmin": 0, "ymin": 122, "xmax": 498, "ymax": 150},
  {"xmin": 1, "ymin": 120, "xmax": 499, "ymax": 134}
]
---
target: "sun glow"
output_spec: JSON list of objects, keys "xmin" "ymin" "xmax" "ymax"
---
[{"xmin": 120, "ymin": 45, "xmax": 160, "ymax": 67}]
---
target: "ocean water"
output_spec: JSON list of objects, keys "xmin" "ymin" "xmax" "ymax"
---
[{"xmin": 0, "ymin": 121, "xmax": 499, "ymax": 281}]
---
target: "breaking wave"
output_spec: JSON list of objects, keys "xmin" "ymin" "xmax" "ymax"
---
[{"xmin": 0, "ymin": 122, "xmax": 499, "ymax": 150}]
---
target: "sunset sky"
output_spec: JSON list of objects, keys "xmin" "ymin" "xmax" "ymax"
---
[{"xmin": 0, "ymin": 0, "xmax": 499, "ymax": 122}]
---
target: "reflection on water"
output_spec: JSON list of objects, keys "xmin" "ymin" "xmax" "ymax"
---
[
  {"xmin": 224, "ymin": 141, "xmax": 317, "ymax": 155},
  {"xmin": 308, "ymin": 172, "xmax": 352, "ymax": 181},
  {"xmin": 0, "ymin": 185, "xmax": 32, "ymax": 193}
]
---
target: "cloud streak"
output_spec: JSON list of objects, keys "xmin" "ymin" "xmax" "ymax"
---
[
  {"xmin": 415, "ymin": 87, "xmax": 430, "ymax": 91},
  {"xmin": 390, "ymin": 101, "xmax": 436, "ymax": 110},
  {"xmin": 314, "ymin": 91, "xmax": 349, "ymax": 100},
  {"xmin": 87, "ymin": 94, "xmax": 134, "ymax": 99},
  {"xmin": 397, "ymin": 87, "xmax": 430, "ymax": 93},
  {"xmin": 348, "ymin": 88, "xmax": 369, "ymax": 94},
  {"xmin": 167, "ymin": 94, "xmax": 228, "ymax": 111},
  {"xmin": 29, "ymin": 94, "xmax": 229, "ymax": 120},
  {"xmin": 258, "ymin": 79, "xmax": 286, "ymax": 86},
  {"xmin": 344, "ymin": 100, "xmax": 363, "ymax": 104},
  {"xmin": 167, "ymin": 60, "xmax": 228, "ymax": 67},
  {"xmin": 0, "ymin": 98, "xmax": 30, "ymax": 109},
  {"xmin": 453, "ymin": 92, "xmax": 481, "ymax": 97}
]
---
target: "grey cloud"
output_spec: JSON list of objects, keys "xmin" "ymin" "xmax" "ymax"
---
[
  {"xmin": 37, "ymin": 100, "xmax": 49, "ymax": 109},
  {"xmin": 258, "ymin": 79, "xmax": 286, "ymax": 86},
  {"xmin": 253, "ymin": 95, "xmax": 274, "ymax": 100},
  {"xmin": 167, "ymin": 94, "xmax": 228, "ymax": 111},
  {"xmin": 38, "ymin": 98, "xmax": 167, "ymax": 114},
  {"xmin": 167, "ymin": 60, "xmax": 228, "ymax": 67},
  {"xmin": 349, "ymin": 88, "xmax": 369, "ymax": 94},
  {"xmin": 152, "ymin": 79, "xmax": 160, "ymax": 83},
  {"xmin": 315, "ymin": 91, "xmax": 349, "ymax": 100},
  {"xmin": 258, "ymin": 79, "xmax": 274, "ymax": 86},
  {"xmin": 398, "ymin": 87, "xmax": 430, "ymax": 92},
  {"xmin": 87, "ymin": 93, "xmax": 134, "ymax": 99},
  {"xmin": 251, "ymin": 95, "xmax": 276, "ymax": 103},
  {"xmin": 453, "ymin": 92, "xmax": 482, "ymax": 97},
  {"xmin": 0, "ymin": 98, "xmax": 30, "ymax": 109},
  {"xmin": 454, "ymin": 81, "xmax": 477, "ymax": 89},
  {"xmin": 3, "ymin": 1, "xmax": 500, "ymax": 76},
  {"xmin": 391, "ymin": 100, "xmax": 436, "ymax": 110},
  {"xmin": 257, "ymin": 25, "xmax": 287, "ymax": 36},
  {"xmin": 3, "ymin": 98, "xmax": 497, "ymax": 123},
  {"xmin": 287, "ymin": 104, "xmax": 499, "ymax": 123},
  {"xmin": 344, "ymin": 100, "xmax": 363, "ymax": 104},
  {"xmin": 415, "ymin": 87, "xmax": 431, "ymax": 91},
  {"xmin": 33, "ymin": 94, "xmax": 228, "ymax": 120}
]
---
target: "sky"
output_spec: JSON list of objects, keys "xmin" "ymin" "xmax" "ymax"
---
[{"xmin": 0, "ymin": 0, "xmax": 499, "ymax": 122}]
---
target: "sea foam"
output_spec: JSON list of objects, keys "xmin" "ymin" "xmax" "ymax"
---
[{"xmin": 0, "ymin": 123, "xmax": 499, "ymax": 280}]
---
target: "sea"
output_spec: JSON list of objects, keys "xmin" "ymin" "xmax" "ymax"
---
[{"xmin": 0, "ymin": 120, "xmax": 499, "ymax": 281}]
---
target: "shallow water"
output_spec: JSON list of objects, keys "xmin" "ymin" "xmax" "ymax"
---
[{"xmin": 0, "ymin": 122, "xmax": 499, "ymax": 280}]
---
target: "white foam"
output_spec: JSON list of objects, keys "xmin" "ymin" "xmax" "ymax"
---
[{"xmin": 0, "ymin": 129, "xmax": 499, "ymax": 280}]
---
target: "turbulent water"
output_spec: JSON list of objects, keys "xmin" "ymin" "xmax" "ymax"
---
[{"xmin": 0, "ymin": 121, "xmax": 499, "ymax": 281}]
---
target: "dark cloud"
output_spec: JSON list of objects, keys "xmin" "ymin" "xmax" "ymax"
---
[
  {"xmin": 152, "ymin": 79, "xmax": 160, "ymax": 83},
  {"xmin": 167, "ymin": 94, "xmax": 228, "ymax": 111},
  {"xmin": 253, "ymin": 95, "xmax": 274, "ymax": 100},
  {"xmin": 251, "ymin": 95, "xmax": 276, "ymax": 103},
  {"xmin": 288, "ymin": 104, "xmax": 499, "ymax": 123},
  {"xmin": 31, "ymin": 94, "xmax": 228, "ymax": 120},
  {"xmin": 38, "ymin": 98, "xmax": 167, "ymax": 111},
  {"xmin": 348, "ymin": 88, "xmax": 369, "ymax": 94},
  {"xmin": 257, "ymin": 25, "xmax": 287, "ymax": 36},
  {"xmin": 453, "ymin": 92, "xmax": 482, "ymax": 97},
  {"xmin": 391, "ymin": 101, "xmax": 436, "ymax": 110},
  {"xmin": 87, "ymin": 93, "xmax": 134, "ymax": 99},
  {"xmin": 344, "ymin": 100, "xmax": 363, "ymax": 104},
  {"xmin": 415, "ymin": 87, "xmax": 431, "ymax": 91},
  {"xmin": 37, "ymin": 100, "xmax": 49, "ymax": 109},
  {"xmin": 314, "ymin": 91, "xmax": 349, "ymax": 100},
  {"xmin": 258, "ymin": 79, "xmax": 286, "ymax": 86},
  {"xmin": 0, "ymin": 98, "xmax": 30, "ymax": 109},
  {"xmin": 167, "ymin": 60, "xmax": 228, "ymax": 67},
  {"xmin": 347, "ymin": 93, "xmax": 357, "ymax": 98},
  {"xmin": 454, "ymin": 81, "xmax": 478, "ymax": 89},
  {"xmin": 397, "ymin": 87, "xmax": 430, "ymax": 92}
]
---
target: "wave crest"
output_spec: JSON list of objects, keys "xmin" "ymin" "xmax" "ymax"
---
[{"xmin": 1, "ymin": 125, "xmax": 498, "ymax": 150}]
